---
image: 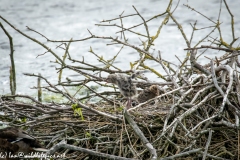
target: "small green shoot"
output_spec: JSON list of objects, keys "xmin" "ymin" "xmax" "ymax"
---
[{"xmin": 72, "ymin": 103, "xmax": 84, "ymax": 120}]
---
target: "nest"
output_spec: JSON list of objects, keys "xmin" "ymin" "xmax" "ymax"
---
[
  {"xmin": 1, "ymin": 1, "xmax": 240, "ymax": 159},
  {"xmin": 1, "ymin": 70, "xmax": 240, "ymax": 159}
]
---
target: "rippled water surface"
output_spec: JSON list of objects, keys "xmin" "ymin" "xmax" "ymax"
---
[{"xmin": 0, "ymin": 0, "xmax": 240, "ymax": 95}]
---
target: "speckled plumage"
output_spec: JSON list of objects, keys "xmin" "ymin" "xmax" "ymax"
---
[
  {"xmin": 137, "ymin": 85, "xmax": 160, "ymax": 103},
  {"xmin": 106, "ymin": 74, "xmax": 137, "ymax": 109},
  {"xmin": 106, "ymin": 74, "xmax": 137, "ymax": 97}
]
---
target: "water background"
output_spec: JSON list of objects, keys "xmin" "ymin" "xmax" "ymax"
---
[{"xmin": 0, "ymin": 0, "xmax": 240, "ymax": 96}]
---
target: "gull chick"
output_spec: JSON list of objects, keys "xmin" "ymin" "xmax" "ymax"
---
[
  {"xmin": 137, "ymin": 85, "xmax": 160, "ymax": 103},
  {"xmin": 106, "ymin": 73, "xmax": 137, "ymax": 109}
]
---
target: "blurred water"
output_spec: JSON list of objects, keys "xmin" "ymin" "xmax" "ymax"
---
[{"xmin": 0, "ymin": 0, "xmax": 240, "ymax": 95}]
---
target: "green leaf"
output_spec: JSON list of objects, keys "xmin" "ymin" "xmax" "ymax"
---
[
  {"xmin": 72, "ymin": 104, "xmax": 84, "ymax": 120},
  {"xmin": 118, "ymin": 106, "xmax": 124, "ymax": 111},
  {"xmin": 85, "ymin": 132, "xmax": 91, "ymax": 138},
  {"xmin": 71, "ymin": 103, "xmax": 78, "ymax": 110},
  {"xmin": 130, "ymin": 62, "xmax": 134, "ymax": 69},
  {"xmin": 21, "ymin": 117, "xmax": 27, "ymax": 123}
]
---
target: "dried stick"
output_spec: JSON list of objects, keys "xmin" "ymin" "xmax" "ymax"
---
[
  {"xmin": 83, "ymin": 84, "xmax": 116, "ymax": 104},
  {"xmin": 190, "ymin": 49, "xmax": 211, "ymax": 75},
  {"xmin": 210, "ymin": 60, "xmax": 238, "ymax": 116},
  {"xmin": 129, "ymin": 85, "xmax": 188, "ymax": 111},
  {"xmin": 124, "ymin": 110, "xmax": 157, "ymax": 160},
  {"xmin": 223, "ymin": 0, "xmax": 236, "ymax": 45},
  {"xmin": 0, "ymin": 16, "xmax": 64, "ymax": 64},
  {"xmin": 132, "ymin": 6, "xmax": 151, "ymax": 51},
  {"xmin": 160, "ymin": 148, "xmax": 202, "ymax": 160},
  {"xmin": 163, "ymin": 88, "xmax": 194, "ymax": 133},
  {"xmin": 190, "ymin": 85, "xmax": 214, "ymax": 104},
  {"xmin": 0, "ymin": 22, "xmax": 16, "ymax": 95},
  {"xmin": 37, "ymin": 73, "xmax": 42, "ymax": 102},
  {"xmin": 156, "ymin": 91, "xmax": 217, "ymax": 142},
  {"xmin": 184, "ymin": 45, "xmax": 236, "ymax": 52},
  {"xmin": 48, "ymin": 140, "xmax": 136, "ymax": 160},
  {"xmin": 158, "ymin": 51, "xmax": 182, "ymax": 94},
  {"xmin": 202, "ymin": 129, "xmax": 213, "ymax": 160},
  {"xmin": 24, "ymin": 73, "xmax": 122, "ymax": 121},
  {"xmin": 58, "ymin": 40, "xmax": 71, "ymax": 83}
]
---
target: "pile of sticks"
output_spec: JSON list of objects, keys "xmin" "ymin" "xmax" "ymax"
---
[
  {"xmin": 1, "ymin": 47, "xmax": 239, "ymax": 159},
  {"xmin": 1, "ymin": 0, "xmax": 240, "ymax": 159}
]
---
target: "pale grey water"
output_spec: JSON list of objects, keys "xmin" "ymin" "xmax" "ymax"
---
[{"xmin": 0, "ymin": 0, "xmax": 240, "ymax": 95}]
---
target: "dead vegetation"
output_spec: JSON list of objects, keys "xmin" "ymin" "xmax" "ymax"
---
[{"xmin": 1, "ymin": 0, "xmax": 240, "ymax": 159}]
